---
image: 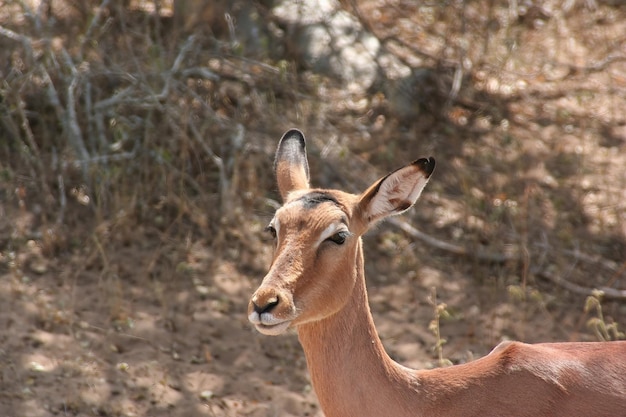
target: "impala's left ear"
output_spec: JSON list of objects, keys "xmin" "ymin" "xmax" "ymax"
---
[{"xmin": 357, "ymin": 157, "xmax": 435, "ymax": 227}]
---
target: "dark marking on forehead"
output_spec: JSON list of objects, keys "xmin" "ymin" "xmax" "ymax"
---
[{"xmin": 297, "ymin": 192, "xmax": 340, "ymax": 209}]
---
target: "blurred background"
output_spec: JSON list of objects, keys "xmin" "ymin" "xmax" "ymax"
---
[{"xmin": 1, "ymin": 0, "xmax": 625, "ymax": 416}]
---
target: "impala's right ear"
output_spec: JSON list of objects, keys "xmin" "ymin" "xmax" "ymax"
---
[{"xmin": 275, "ymin": 129, "xmax": 310, "ymax": 201}]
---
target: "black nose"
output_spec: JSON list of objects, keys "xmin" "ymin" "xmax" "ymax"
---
[{"xmin": 253, "ymin": 297, "xmax": 279, "ymax": 314}]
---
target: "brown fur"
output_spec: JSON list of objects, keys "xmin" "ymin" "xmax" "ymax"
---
[{"xmin": 249, "ymin": 130, "xmax": 626, "ymax": 417}]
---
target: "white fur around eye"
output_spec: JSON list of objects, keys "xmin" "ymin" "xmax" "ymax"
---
[
  {"xmin": 272, "ymin": 217, "xmax": 280, "ymax": 237},
  {"xmin": 315, "ymin": 223, "xmax": 347, "ymax": 247}
]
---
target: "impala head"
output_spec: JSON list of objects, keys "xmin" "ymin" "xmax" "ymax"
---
[{"xmin": 248, "ymin": 129, "xmax": 435, "ymax": 335}]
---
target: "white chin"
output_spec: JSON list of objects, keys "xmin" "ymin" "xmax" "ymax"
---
[{"xmin": 255, "ymin": 320, "xmax": 291, "ymax": 336}]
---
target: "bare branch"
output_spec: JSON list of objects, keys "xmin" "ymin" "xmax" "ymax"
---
[
  {"xmin": 94, "ymin": 86, "xmax": 136, "ymax": 111},
  {"xmin": 79, "ymin": 0, "xmax": 112, "ymax": 60},
  {"xmin": 60, "ymin": 48, "xmax": 90, "ymax": 164},
  {"xmin": 0, "ymin": 24, "xmax": 36, "ymax": 62},
  {"xmin": 535, "ymin": 269, "xmax": 626, "ymax": 300},
  {"xmin": 389, "ymin": 218, "xmax": 626, "ymax": 299},
  {"xmin": 157, "ymin": 34, "xmax": 198, "ymax": 100},
  {"xmin": 388, "ymin": 218, "xmax": 515, "ymax": 263},
  {"xmin": 0, "ymin": 24, "xmax": 26, "ymax": 41}
]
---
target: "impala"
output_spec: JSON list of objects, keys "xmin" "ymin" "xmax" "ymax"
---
[{"xmin": 248, "ymin": 129, "xmax": 626, "ymax": 417}]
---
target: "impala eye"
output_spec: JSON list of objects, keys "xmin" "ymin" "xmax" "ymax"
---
[
  {"xmin": 327, "ymin": 231, "xmax": 349, "ymax": 245},
  {"xmin": 265, "ymin": 225, "xmax": 277, "ymax": 239}
]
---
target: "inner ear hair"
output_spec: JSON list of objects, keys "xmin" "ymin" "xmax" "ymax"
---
[{"xmin": 359, "ymin": 158, "xmax": 435, "ymax": 225}]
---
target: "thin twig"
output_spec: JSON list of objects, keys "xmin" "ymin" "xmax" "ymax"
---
[
  {"xmin": 60, "ymin": 47, "xmax": 90, "ymax": 164},
  {"xmin": 346, "ymin": 0, "xmax": 445, "ymax": 66},
  {"xmin": 0, "ymin": 24, "xmax": 28, "ymax": 41},
  {"xmin": 73, "ymin": 151, "xmax": 137, "ymax": 166},
  {"xmin": 188, "ymin": 120, "xmax": 229, "ymax": 210},
  {"xmin": 534, "ymin": 269, "xmax": 626, "ymax": 300},
  {"xmin": 15, "ymin": 93, "xmax": 51, "ymax": 199},
  {"xmin": 0, "ymin": 24, "xmax": 36, "ymax": 63},
  {"xmin": 157, "ymin": 34, "xmax": 198, "ymax": 100},
  {"xmin": 94, "ymin": 86, "xmax": 136, "ymax": 110},
  {"xmin": 560, "ymin": 248, "xmax": 621, "ymax": 273},
  {"xmin": 52, "ymin": 147, "xmax": 67, "ymax": 225},
  {"xmin": 79, "ymin": 0, "xmax": 112, "ymax": 60}
]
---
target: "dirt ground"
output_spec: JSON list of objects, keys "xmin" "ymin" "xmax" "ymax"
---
[{"xmin": 1, "ymin": 1, "xmax": 626, "ymax": 416}]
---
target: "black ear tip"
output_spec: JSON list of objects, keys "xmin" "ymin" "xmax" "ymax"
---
[{"xmin": 414, "ymin": 157, "xmax": 436, "ymax": 177}]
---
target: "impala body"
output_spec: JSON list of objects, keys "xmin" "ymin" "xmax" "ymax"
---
[{"xmin": 248, "ymin": 129, "xmax": 626, "ymax": 417}]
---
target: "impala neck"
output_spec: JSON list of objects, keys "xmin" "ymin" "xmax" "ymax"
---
[{"xmin": 296, "ymin": 239, "xmax": 422, "ymax": 417}]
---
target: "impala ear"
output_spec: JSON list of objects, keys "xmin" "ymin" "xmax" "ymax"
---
[
  {"xmin": 275, "ymin": 129, "xmax": 310, "ymax": 201},
  {"xmin": 358, "ymin": 157, "xmax": 435, "ymax": 227}
]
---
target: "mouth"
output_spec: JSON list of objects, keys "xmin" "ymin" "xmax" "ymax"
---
[{"xmin": 254, "ymin": 320, "xmax": 292, "ymax": 336}]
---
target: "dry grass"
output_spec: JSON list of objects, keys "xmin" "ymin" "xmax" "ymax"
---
[{"xmin": 0, "ymin": 0, "xmax": 625, "ymax": 415}]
